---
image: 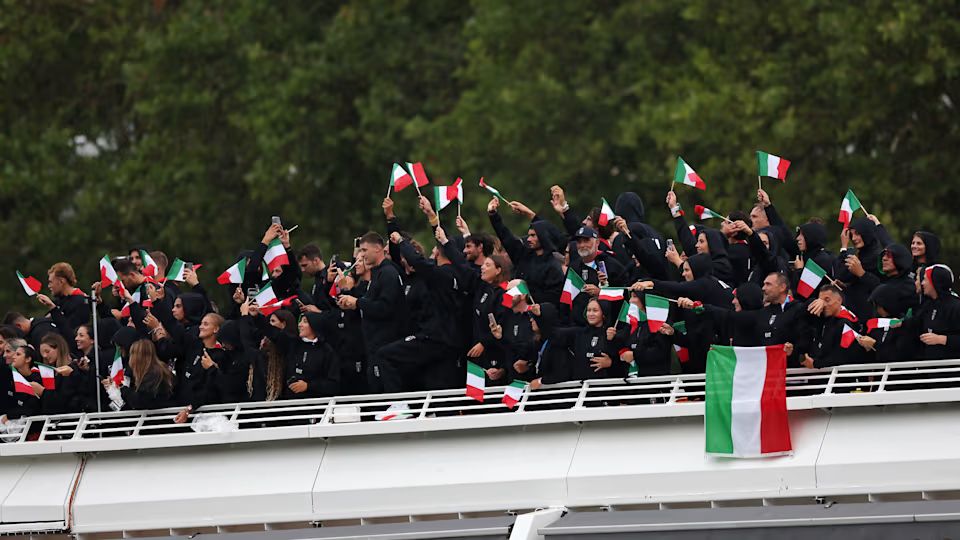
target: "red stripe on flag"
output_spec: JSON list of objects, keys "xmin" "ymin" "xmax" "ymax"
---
[
  {"xmin": 759, "ymin": 345, "xmax": 791, "ymax": 454},
  {"xmin": 796, "ymin": 281, "xmax": 815, "ymax": 298},
  {"xmin": 411, "ymin": 162, "xmax": 430, "ymax": 187},
  {"xmin": 466, "ymin": 386, "xmax": 484, "ymax": 402},
  {"xmin": 777, "ymin": 158, "xmax": 791, "ymax": 181}
]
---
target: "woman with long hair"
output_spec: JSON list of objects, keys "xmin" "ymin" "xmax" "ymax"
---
[
  {"xmin": 111, "ymin": 339, "xmax": 175, "ymax": 410},
  {"xmin": 2, "ymin": 343, "xmax": 43, "ymax": 421},
  {"xmin": 39, "ymin": 333, "xmax": 89, "ymax": 414},
  {"xmin": 250, "ymin": 309, "xmax": 297, "ymax": 402}
]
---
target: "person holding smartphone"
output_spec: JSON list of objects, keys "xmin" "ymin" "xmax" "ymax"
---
[{"xmin": 565, "ymin": 226, "xmax": 629, "ymax": 326}]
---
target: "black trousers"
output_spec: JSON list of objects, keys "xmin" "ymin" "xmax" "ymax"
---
[{"xmin": 374, "ymin": 336, "xmax": 459, "ymax": 394}]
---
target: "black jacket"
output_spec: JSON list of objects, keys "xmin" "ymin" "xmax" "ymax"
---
[
  {"xmin": 255, "ymin": 313, "xmax": 340, "ymax": 399},
  {"xmin": 489, "ymin": 212, "xmax": 565, "ymax": 306},
  {"xmin": 357, "ymin": 258, "xmax": 406, "ymax": 358},
  {"xmin": 547, "ymin": 324, "xmax": 625, "ymax": 381},
  {"xmin": 394, "ymin": 240, "xmax": 465, "ymax": 348}
]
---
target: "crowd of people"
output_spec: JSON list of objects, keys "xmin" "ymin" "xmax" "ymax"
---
[{"xmin": 1, "ymin": 183, "xmax": 957, "ymax": 428}]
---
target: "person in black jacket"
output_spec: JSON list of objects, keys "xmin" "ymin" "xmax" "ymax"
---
[
  {"xmin": 2, "ymin": 342, "xmax": 43, "ymax": 422},
  {"xmin": 487, "ymin": 196, "xmax": 565, "ymax": 306},
  {"xmin": 537, "ymin": 298, "xmax": 625, "ymax": 381},
  {"xmin": 336, "ymin": 232, "xmax": 406, "ymax": 393},
  {"xmin": 607, "ymin": 293, "xmax": 673, "ymax": 377},
  {"xmin": 858, "ymin": 283, "xmax": 917, "ymax": 364},
  {"xmin": 114, "ymin": 339, "xmax": 176, "ymax": 411},
  {"xmin": 900, "ymin": 264, "xmax": 960, "ymax": 360},
  {"xmin": 798, "ymin": 285, "xmax": 868, "ymax": 369},
  {"xmin": 38, "ymin": 333, "xmax": 88, "ymax": 414},
  {"xmin": 250, "ymin": 306, "xmax": 339, "ymax": 400},
  {"xmin": 665, "ymin": 190, "xmax": 736, "ymax": 285},
  {"xmin": 789, "ymin": 221, "xmax": 837, "ymax": 297},
  {"xmin": 911, "ymin": 231, "xmax": 940, "ymax": 274},
  {"xmin": 565, "ymin": 225, "xmax": 629, "ymax": 325},
  {"xmin": 46, "ymin": 262, "xmax": 90, "ymax": 330}
]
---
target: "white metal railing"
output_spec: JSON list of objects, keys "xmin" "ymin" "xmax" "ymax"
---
[{"xmin": 3, "ymin": 359, "xmax": 960, "ymax": 456}]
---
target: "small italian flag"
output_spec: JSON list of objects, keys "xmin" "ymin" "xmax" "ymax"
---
[
  {"xmin": 253, "ymin": 283, "xmax": 297, "ymax": 315},
  {"xmin": 598, "ymin": 287, "xmax": 625, "ymax": 302},
  {"xmin": 840, "ymin": 324, "xmax": 861, "ymax": 348},
  {"xmin": 673, "ymin": 157, "xmax": 706, "ymax": 190},
  {"xmin": 560, "ymin": 268, "xmax": 586, "ymax": 306},
  {"xmin": 597, "ymin": 198, "xmax": 616, "ymax": 226},
  {"xmin": 796, "ymin": 258, "xmax": 826, "ymax": 298},
  {"xmin": 405, "ymin": 162, "xmax": 431, "ymax": 190},
  {"xmin": 694, "ymin": 205, "xmax": 725, "ymax": 220},
  {"xmin": 263, "ymin": 238, "xmax": 289, "ymax": 272},
  {"xmin": 434, "ymin": 178, "xmax": 463, "ymax": 211},
  {"xmin": 502, "ymin": 280, "xmax": 530, "ymax": 308},
  {"xmin": 618, "ymin": 301, "xmax": 643, "ymax": 333},
  {"xmin": 479, "ymin": 177, "xmax": 508, "ymax": 202},
  {"xmin": 627, "ymin": 357, "xmax": 638, "ymax": 377},
  {"xmin": 674, "ymin": 344, "xmax": 690, "ymax": 363},
  {"xmin": 837, "ymin": 189, "xmax": 862, "ymax": 228},
  {"xmin": 100, "ymin": 255, "xmax": 118, "ymax": 287},
  {"xmin": 34, "ymin": 363, "xmax": 56, "ymax": 390},
  {"xmin": 757, "ymin": 151, "xmax": 791, "ymax": 181},
  {"xmin": 139, "ymin": 250, "xmax": 159, "ymax": 277},
  {"xmin": 502, "ymin": 380, "xmax": 526, "ymax": 409},
  {"xmin": 17, "ymin": 271, "xmax": 42, "ymax": 297},
  {"xmin": 110, "ymin": 349, "xmax": 125, "ymax": 387},
  {"xmin": 837, "ymin": 305, "xmax": 858, "ymax": 323},
  {"xmin": 218, "ymin": 258, "xmax": 247, "ymax": 285},
  {"xmin": 867, "ymin": 318, "xmax": 902, "ymax": 332},
  {"xmin": 165, "ymin": 258, "xmax": 193, "ymax": 282},
  {"xmin": 705, "ymin": 345, "xmax": 792, "ymax": 458},
  {"xmin": 466, "ymin": 361, "xmax": 485, "ymax": 402},
  {"xmin": 645, "ymin": 294, "xmax": 670, "ymax": 333},
  {"xmin": 389, "ymin": 163, "xmax": 415, "ymax": 192},
  {"xmin": 10, "ymin": 366, "xmax": 35, "ymax": 396}
]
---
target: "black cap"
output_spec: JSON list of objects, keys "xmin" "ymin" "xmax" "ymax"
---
[{"xmin": 575, "ymin": 226, "xmax": 598, "ymax": 239}]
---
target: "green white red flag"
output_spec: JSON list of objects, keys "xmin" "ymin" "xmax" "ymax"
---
[
  {"xmin": 165, "ymin": 258, "xmax": 199, "ymax": 282},
  {"xmin": 405, "ymin": 162, "xmax": 431, "ymax": 190},
  {"xmin": 479, "ymin": 177, "xmax": 508, "ymax": 202},
  {"xmin": 837, "ymin": 305, "xmax": 858, "ymax": 323},
  {"xmin": 34, "ymin": 363, "xmax": 56, "ymax": 390},
  {"xmin": 560, "ymin": 268, "xmax": 585, "ymax": 306},
  {"xmin": 673, "ymin": 157, "xmax": 706, "ymax": 190},
  {"xmin": 252, "ymin": 283, "xmax": 296, "ymax": 315},
  {"xmin": 389, "ymin": 163, "xmax": 415, "ymax": 192},
  {"xmin": 502, "ymin": 380, "xmax": 526, "ymax": 409},
  {"xmin": 16, "ymin": 271, "xmax": 42, "ymax": 297},
  {"xmin": 434, "ymin": 178, "xmax": 463, "ymax": 211},
  {"xmin": 598, "ymin": 198, "xmax": 616, "ymax": 226},
  {"xmin": 100, "ymin": 255, "xmax": 118, "ymax": 287},
  {"xmin": 263, "ymin": 238, "xmax": 289, "ymax": 272},
  {"xmin": 837, "ymin": 189, "xmax": 862, "ymax": 228},
  {"xmin": 218, "ymin": 258, "xmax": 247, "ymax": 285},
  {"xmin": 694, "ymin": 205, "xmax": 725, "ymax": 220},
  {"xmin": 618, "ymin": 301, "xmax": 643, "ymax": 333},
  {"xmin": 796, "ymin": 258, "xmax": 826, "ymax": 298},
  {"xmin": 598, "ymin": 287, "xmax": 625, "ymax": 302},
  {"xmin": 867, "ymin": 318, "xmax": 901, "ymax": 332},
  {"xmin": 10, "ymin": 366, "xmax": 35, "ymax": 396},
  {"xmin": 674, "ymin": 344, "xmax": 690, "ymax": 363},
  {"xmin": 139, "ymin": 250, "xmax": 159, "ymax": 277},
  {"xmin": 840, "ymin": 324, "xmax": 860, "ymax": 348},
  {"xmin": 645, "ymin": 294, "xmax": 670, "ymax": 332},
  {"xmin": 466, "ymin": 361, "xmax": 485, "ymax": 401},
  {"xmin": 502, "ymin": 280, "xmax": 530, "ymax": 308},
  {"xmin": 757, "ymin": 151, "xmax": 790, "ymax": 181},
  {"xmin": 110, "ymin": 348, "xmax": 125, "ymax": 387},
  {"xmin": 705, "ymin": 344, "xmax": 792, "ymax": 457}
]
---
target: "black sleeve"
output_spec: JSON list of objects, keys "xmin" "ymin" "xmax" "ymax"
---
[
  {"xmin": 747, "ymin": 231, "xmax": 778, "ymax": 275},
  {"xmin": 304, "ymin": 345, "xmax": 339, "ymax": 398},
  {"xmin": 624, "ymin": 234, "xmax": 670, "ymax": 280},
  {"xmin": 251, "ymin": 314, "xmax": 293, "ymax": 355},
  {"xmin": 356, "ymin": 266, "xmax": 404, "ymax": 319},
  {"xmin": 489, "ymin": 211, "xmax": 528, "ymax": 264},
  {"xmin": 242, "ymin": 242, "xmax": 269, "ymax": 291},
  {"xmin": 649, "ymin": 279, "xmax": 708, "ymax": 301},
  {"xmin": 560, "ymin": 208, "xmax": 583, "ymax": 237},
  {"xmin": 441, "ymin": 240, "xmax": 479, "ymax": 290},
  {"xmin": 765, "ymin": 204, "xmax": 798, "ymax": 258},
  {"xmin": 672, "ymin": 214, "xmax": 697, "ymax": 255}
]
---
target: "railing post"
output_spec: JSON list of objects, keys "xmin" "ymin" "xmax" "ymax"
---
[
  {"xmin": 318, "ymin": 399, "xmax": 335, "ymax": 425},
  {"xmin": 824, "ymin": 368, "xmax": 838, "ymax": 395},
  {"xmin": 667, "ymin": 377, "xmax": 683, "ymax": 403},
  {"xmin": 418, "ymin": 392, "xmax": 433, "ymax": 419},
  {"xmin": 516, "ymin": 385, "xmax": 531, "ymax": 412},
  {"xmin": 72, "ymin": 414, "xmax": 88, "ymax": 440},
  {"xmin": 573, "ymin": 381, "xmax": 590, "ymax": 409},
  {"xmin": 877, "ymin": 364, "xmax": 891, "ymax": 392}
]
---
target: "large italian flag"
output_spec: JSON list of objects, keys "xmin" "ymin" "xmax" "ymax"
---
[
  {"xmin": 560, "ymin": 268, "xmax": 585, "ymax": 306},
  {"xmin": 796, "ymin": 258, "xmax": 826, "ymax": 298},
  {"xmin": 757, "ymin": 151, "xmax": 790, "ymax": 181},
  {"xmin": 434, "ymin": 178, "xmax": 463, "ymax": 211},
  {"xmin": 837, "ymin": 189, "xmax": 862, "ymax": 227},
  {"xmin": 263, "ymin": 238, "xmax": 289, "ymax": 272},
  {"xmin": 466, "ymin": 361, "xmax": 485, "ymax": 402},
  {"xmin": 673, "ymin": 157, "xmax": 706, "ymax": 190},
  {"xmin": 705, "ymin": 345, "xmax": 792, "ymax": 458}
]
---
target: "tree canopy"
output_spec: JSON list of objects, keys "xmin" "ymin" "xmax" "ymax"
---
[{"xmin": 2, "ymin": 0, "xmax": 957, "ymax": 312}]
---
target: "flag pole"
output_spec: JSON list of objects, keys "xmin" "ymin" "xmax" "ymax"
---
[
  {"xmin": 413, "ymin": 182, "xmax": 423, "ymax": 197},
  {"xmin": 386, "ymin": 181, "xmax": 393, "ymax": 199},
  {"xmin": 457, "ymin": 201, "xmax": 461, "ymax": 218},
  {"xmin": 758, "ymin": 175, "xmax": 762, "ymax": 192},
  {"xmin": 90, "ymin": 289, "xmax": 102, "ymax": 413}
]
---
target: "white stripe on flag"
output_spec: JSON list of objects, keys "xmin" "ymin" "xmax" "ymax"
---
[{"xmin": 730, "ymin": 348, "xmax": 768, "ymax": 456}]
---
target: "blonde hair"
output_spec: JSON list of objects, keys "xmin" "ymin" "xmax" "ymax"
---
[
  {"xmin": 40, "ymin": 333, "xmax": 71, "ymax": 368},
  {"xmin": 47, "ymin": 262, "xmax": 77, "ymax": 287},
  {"xmin": 129, "ymin": 340, "xmax": 174, "ymax": 392}
]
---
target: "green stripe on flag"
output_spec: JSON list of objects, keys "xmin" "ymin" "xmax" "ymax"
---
[{"xmin": 705, "ymin": 346, "xmax": 736, "ymax": 454}]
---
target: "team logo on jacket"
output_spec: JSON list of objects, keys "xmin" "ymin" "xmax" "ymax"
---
[
  {"xmin": 404, "ymin": 285, "xmax": 412, "ymax": 296},
  {"xmin": 591, "ymin": 336, "xmax": 599, "ymax": 347},
  {"xmin": 582, "ymin": 269, "xmax": 590, "ymax": 280},
  {"xmin": 513, "ymin": 326, "xmax": 519, "ymax": 337},
  {"xmin": 769, "ymin": 314, "xmax": 777, "ymax": 326},
  {"xmin": 480, "ymin": 293, "xmax": 488, "ymax": 304}
]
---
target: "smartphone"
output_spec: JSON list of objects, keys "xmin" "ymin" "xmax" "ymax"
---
[
  {"xmin": 331, "ymin": 254, "xmax": 340, "ymax": 267},
  {"xmin": 247, "ymin": 286, "xmax": 260, "ymax": 299},
  {"xmin": 185, "ymin": 262, "xmax": 194, "ymax": 271},
  {"xmin": 666, "ymin": 238, "xmax": 675, "ymax": 250},
  {"xmin": 597, "ymin": 260, "xmax": 607, "ymax": 275},
  {"xmin": 354, "ymin": 237, "xmax": 361, "ymax": 249},
  {"xmin": 487, "ymin": 313, "xmax": 496, "ymax": 326},
  {"xmin": 271, "ymin": 216, "xmax": 282, "ymax": 227}
]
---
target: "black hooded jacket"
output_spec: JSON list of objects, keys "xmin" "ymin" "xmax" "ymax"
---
[
  {"xmin": 913, "ymin": 231, "xmax": 941, "ymax": 273},
  {"xmin": 254, "ymin": 312, "xmax": 339, "ymax": 399},
  {"xmin": 489, "ymin": 211, "xmax": 565, "ymax": 306},
  {"xmin": 650, "ymin": 254, "xmax": 734, "ymax": 309},
  {"xmin": 394, "ymin": 239, "xmax": 465, "ymax": 349},
  {"xmin": 530, "ymin": 304, "xmax": 575, "ymax": 384},
  {"xmin": 356, "ymin": 258, "xmax": 407, "ymax": 359},
  {"xmin": 215, "ymin": 321, "xmax": 257, "ymax": 403},
  {"xmin": 901, "ymin": 265, "xmax": 960, "ymax": 360},
  {"xmin": 865, "ymin": 283, "xmax": 918, "ymax": 363}
]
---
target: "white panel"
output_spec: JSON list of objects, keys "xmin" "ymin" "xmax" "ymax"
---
[
  {"xmin": 565, "ymin": 410, "xmax": 829, "ymax": 505},
  {"xmin": 817, "ymin": 403, "xmax": 960, "ymax": 493},
  {"xmin": 0, "ymin": 455, "xmax": 77, "ymax": 523},
  {"xmin": 312, "ymin": 425, "xmax": 581, "ymax": 519},
  {"xmin": 0, "ymin": 460, "xmax": 30, "ymax": 523},
  {"xmin": 71, "ymin": 439, "xmax": 326, "ymax": 533}
]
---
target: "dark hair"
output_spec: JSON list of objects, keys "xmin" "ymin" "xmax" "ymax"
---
[
  {"xmin": 269, "ymin": 309, "xmax": 298, "ymax": 336},
  {"xmin": 150, "ymin": 251, "xmax": 168, "ymax": 270},
  {"xmin": 819, "ymin": 284, "xmax": 842, "ymax": 296},
  {"xmin": 113, "ymin": 259, "xmax": 140, "ymax": 276},
  {"xmin": 2, "ymin": 312, "xmax": 27, "ymax": 326},
  {"xmin": 0, "ymin": 325, "xmax": 19, "ymax": 340},
  {"xmin": 807, "ymin": 217, "xmax": 825, "ymax": 225},
  {"xmin": 488, "ymin": 254, "xmax": 512, "ymax": 282},
  {"xmin": 298, "ymin": 244, "xmax": 323, "ymax": 261},
  {"xmin": 408, "ymin": 238, "xmax": 425, "ymax": 257},
  {"xmin": 465, "ymin": 234, "xmax": 495, "ymax": 256},
  {"xmin": 728, "ymin": 210, "xmax": 750, "ymax": 226},
  {"xmin": 359, "ymin": 232, "xmax": 384, "ymax": 247},
  {"xmin": 767, "ymin": 272, "xmax": 789, "ymax": 289}
]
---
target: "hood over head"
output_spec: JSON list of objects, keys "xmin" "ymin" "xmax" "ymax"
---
[
  {"xmin": 798, "ymin": 222, "xmax": 827, "ymax": 254},
  {"xmin": 179, "ymin": 293, "xmax": 207, "ymax": 326},
  {"xmin": 686, "ymin": 253, "xmax": 714, "ymax": 279},
  {"xmin": 849, "ymin": 217, "xmax": 879, "ymax": 250},
  {"xmin": 112, "ymin": 326, "xmax": 141, "ymax": 350},
  {"xmin": 915, "ymin": 231, "xmax": 941, "ymax": 264},
  {"xmin": 925, "ymin": 264, "xmax": 955, "ymax": 298},
  {"xmin": 217, "ymin": 320, "xmax": 244, "ymax": 350},
  {"xmin": 530, "ymin": 219, "xmax": 561, "ymax": 254},
  {"xmin": 614, "ymin": 192, "xmax": 646, "ymax": 224},
  {"xmin": 882, "ymin": 243, "xmax": 913, "ymax": 276},
  {"xmin": 869, "ymin": 283, "xmax": 914, "ymax": 318},
  {"xmin": 733, "ymin": 283, "xmax": 764, "ymax": 311}
]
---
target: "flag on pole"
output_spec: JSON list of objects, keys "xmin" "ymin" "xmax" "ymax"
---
[
  {"xmin": 139, "ymin": 250, "xmax": 159, "ymax": 277},
  {"xmin": 10, "ymin": 366, "xmax": 35, "ymax": 396},
  {"xmin": 434, "ymin": 178, "xmax": 463, "ymax": 211},
  {"xmin": 34, "ymin": 363, "xmax": 56, "ymax": 390},
  {"xmin": 836, "ymin": 306, "xmax": 858, "ymax": 323},
  {"xmin": 466, "ymin": 361, "xmax": 485, "ymax": 402},
  {"xmin": 674, "ymin": 344, "xmax": 690, "ymax": 363},
  {"xmin": 252, "ymin": 283, "xmax": 296, "ymax": 315},
  {"xmin": 645, "ymin": 294, "xmax": 670, "ymax": 332},
  {"xmin": 694, "ymin": 205, "xmax": 726, "ymax": 220},
  {"xmin": 837, "ymin": 189, "xmax": 862, "ymax": 228},
  {"xmin": 165, "ymin": 258, "xmax": 194, "ymax": 282},
  {"xmin": 479, "ymin": 177, "xmax": 508, "ymax": 202},
  {"xmin": 840, "ymin": 324, "xmax": 860, "ymax": 348},
  {"xmin": 110, "ymin": 349, "xmax": 125, "ymax": 387},
  {"xmin": 705, "ymin": 344, "xmax": 792, "ymax": 457},
  {"xmin": 16, "ymin": 271, "xmax": 42, "ymax": 297},
  {"xmin": 100, "ymin": 255, "xmax": 118, "ymax": 287},
  {"xmin": 598, "ymin": 287, "xmax": 626, "ymax": 302},
  {"xmin": 405, "ymin": 162, "xmax": 431, "ymax": 189},
  {"xmin": 217, "ymin": 258, "xmax": 247, "ymax": 285},
  {"xmin": 757, "ymin": 151, "xmax": 791, "ymax": 181},
  {"xmin": 618, "ymin": 301, "xmax": 643, "ymax": 333},
  {"xmin": 796, "ymin": 258, "xmax": 827, "ymax": 298},
  {"xmin": 389, "ymin": 163, "xmax": 415, "ymax": 192},
  {"xmin": 263, "ymin": 238, "xmax": 289, "ymax": 272},
  {"xmin": 598, "ymin": 198, "xmax": 616, "ymax": 226},
  {"xmin": 502, "ymin": 280, "xmax": 530, "ymax": 308},
  {"xmin": 560, "ymin": 268, "xmax": 586, "ymax": 306},
  {"xmin": 867, "ymin": 318, "xmax": 902, "ymax": 332},
  {"xmin": 673, "ymin": 157, "xmax": 706, "ymax": 190},
  {"xmin": 502, "ymin": 380, "xmax": 526, "ymax": 409}
]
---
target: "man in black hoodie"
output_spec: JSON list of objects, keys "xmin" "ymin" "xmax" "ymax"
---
[
  {"xmin": 336, "ymin": 232, "xmax": 406, "ymax": 393},
  {"xmin": 566, "ymin": 226, "xmax": 629, "ymax": 325},
  {"xmin": 487, "ymin": 197, "xmax": 565, "ymax": 306},
  {"xmin": 901, "ymin": 264, "xmax": 960, "ymax": 360},
  {"xmin": 798, "ymin": 285, "xmax": 867, "ymax": 368},
  {"xmin": 789, "ymin": 221, "xmax": 836, "ymax": 297},
  {"xmin": 834, "ymin": 218, "xmax": 887, "ymax": 320}
]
